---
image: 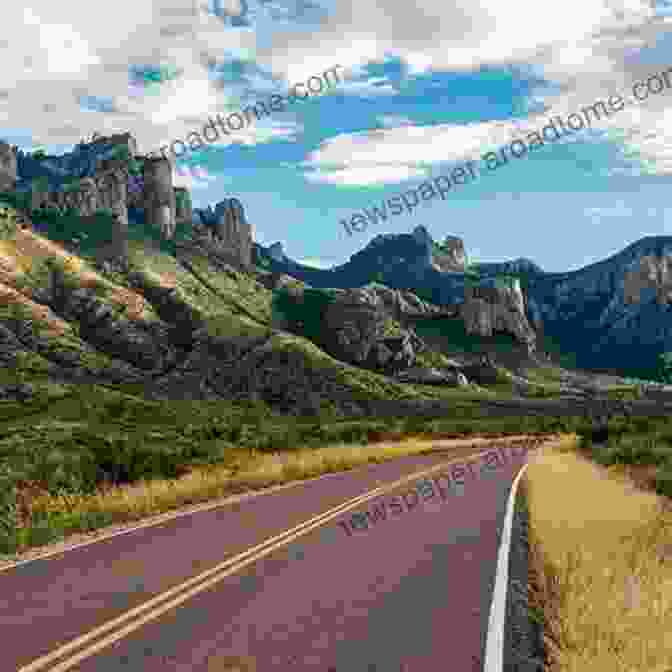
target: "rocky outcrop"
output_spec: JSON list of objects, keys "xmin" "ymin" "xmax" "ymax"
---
[
  {"xmin": 214, "ymin": 198, "xmax": 252, "ymax": 268},
  {"xmin": 433, "ymin": 235, "xmax": 466, "ymax": 272},
  {"xmin": 363, "ymin": 282, "xmax": 458, "ymax": 321},
  {"xmin": 192, "ymin": 199, "xmax": 253, "ymax": 270},
  {"xmin": 19, "ymin": 134, "xmax": 177, "ymax": 244},
  {"xmin": 526, "ymin": 236, "xmax": 672, "ymax": 375},
  {"xmin": 174, "ymin": 187, "xmax": 192, "ymax": 223},
  {"xmin": 394, "ymin": 366, "xmax": 469, "ymax": 386},
  {"xmin": 461, "ymin": 354, "xmax": 501, "ymax": 385},
  {"xmin": 143, "ymin": 157, "xmax": 176, "ymax": 240},
  {"xmin": 0, "ymin": 141, "xmax": 17, "ymax": 191},
  {"xmin": 267, "ymin": 242, "xmax": 286, "ymax": 263},
  {"xmin": 623, "ymin": 254, "xmax": 672, "ymax": 305},
  {"xmin": 461, "ymin": 279, "xmax": 537, "ymax": 353},
  {"xmin": 296, "ymin": 285, "xmax": 427, "ymax": 372}
]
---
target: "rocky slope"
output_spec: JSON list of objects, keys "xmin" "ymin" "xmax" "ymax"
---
[
  {"xmin": 0, "ymin": 200, "xmax": 494, "ymax": 415},
  {"xmin": 256, "ymin": 227, "xmax": 672, "ymax": 378},
  {"xmin": 525, "ymin": 236, "xmax": 672, "ymax": 376}
]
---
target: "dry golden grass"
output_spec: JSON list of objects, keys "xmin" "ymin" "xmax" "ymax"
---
[
  {"xmin": 0, "ymin": 281, "xmax": 70, "ymax": 337},
  {"xmin": 12, "ymin": 226, "xmax": 86, "ymax": 274},
  {"xmin": 27, "ymin": 435, "xmax": 544, "ymax": 540},
  {"xmin": 2, "ymin": 226, "xmax": 155, "ymax": 321},
  {"xmin": 526, "ymin": 443, "xmax": 672, "ymax": 672}
]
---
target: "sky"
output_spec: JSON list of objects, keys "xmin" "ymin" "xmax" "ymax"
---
[{"xmin": 2, "ymin": 0, "xmax": 672, "ymax": 272}]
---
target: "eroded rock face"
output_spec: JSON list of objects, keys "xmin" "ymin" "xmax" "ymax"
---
[
  {"xmin": 433, "ymin": 236, "xmax": 466, "ymax": 272},
  {"xmin": 526, "ymin": 236, "xmax": 672, "ymax": 373},
  {"xmin": 355, "ymin": 283, "xmax": 457, "ymax": 320},
  {"xmin": 0, "ymin": 141, "xmax": 17, "ymax": 191},
  {"xmin": 395, "ymin": 367, "xmax": 469, "ymax": 386},
  {"xmin": 623, "ymin": 255, "xmax": 672, "ymax": 305},
  {"xmin": 268, "ymin": 242, "xmax": 286, "ymax": 263},
  {"xmin": 183, "ymin": 199, "xmax": 253, "ymax": 271},
  {"xmin": 212, "ymin": 198, "xmax": 253, "ymax": 269},
  {"xmin": 461, "ymin": 279, "xmax": 537, "ymax": 353},
  {"xmin": 143, "ymin": 157, "xmax": 176, "ymax": 240},
  {"xmin": 174, "ymin": 187, "xmax": 192, "ymax": 223},
  {"xmin": 304, "ymin": 285, "xmax": 427, "ymax": 372}
]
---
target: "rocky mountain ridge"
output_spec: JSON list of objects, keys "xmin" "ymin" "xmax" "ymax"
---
[{"xmin": 256, "ymin": 229, "xmax": 672, "ymax": 378}]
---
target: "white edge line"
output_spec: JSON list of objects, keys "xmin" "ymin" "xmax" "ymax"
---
[{"xmin": 483, "ymin": 459, "xmax": 529, "ymax": 672}]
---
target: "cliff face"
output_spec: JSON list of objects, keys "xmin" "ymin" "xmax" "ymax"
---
[
  {"xmin": 526, "ymin": 236, "xmax": 672, "ymax": 374},
  {"xmin": 143, "ymin": 157, "xmax": 176, "ymax": 240},
  {"xmin": 0, "ymin": 142, "xmax": 17, "ymax": 191},
  {"xmin": 192, "ymin": 198, "xmax": 253, "ymax": 270},
  {"xmin": 433, "ymin": 235, "xmax": 466, "ymax": 272},
  {"xmin": 462, "ymin": 280, "xmax": 536, "ymax": 354},
  {"xmin": 13, "ymin": 134, "xmax": 183, "ymax": 242}
]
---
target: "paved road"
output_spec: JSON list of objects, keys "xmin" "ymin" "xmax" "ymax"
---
[{"xmin": 1, "ymin": 439, "xmax": 541, "ymax": 672}]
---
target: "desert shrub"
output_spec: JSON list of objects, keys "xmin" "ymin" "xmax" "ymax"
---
[
  {"xmin": 654, "ymin": 462, "xmax": 672, "ymax": 498},
  {"xmin": 0, "ymin": 464, "xmax": 19, "ymax": 554}
]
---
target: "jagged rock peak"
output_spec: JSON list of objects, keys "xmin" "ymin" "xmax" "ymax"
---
[{"xmin": 268, "ymin": 242, "xmax": 286, "ymax": 262}]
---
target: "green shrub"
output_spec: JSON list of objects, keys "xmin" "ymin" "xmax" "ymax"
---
[
  {"xmin": 271, "ymin": 287, "xmax": 337, "ymax": 344},
  {"xmin": 655, "ymin": 352, "xmax": 672, "ymax": 384},
  {"xmin": 654, "ymin": 462, "xmax": 672, "ymax": 498},
  {"xmin": 0, "ymin": 464, "xmax": 19, "ymax": 555}
]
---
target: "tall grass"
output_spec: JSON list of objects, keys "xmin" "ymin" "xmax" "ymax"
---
[{"xmin": 526, "ymin": 447, "xmax": 672, "ymax": 672}]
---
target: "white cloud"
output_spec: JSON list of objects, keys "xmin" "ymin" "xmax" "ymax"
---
[
  {"xmin": 304, "ymin": 164, "xmax": 427, "ymax": 186},
  {"xmin": 249, "ymin": 0, "xmax": 655, "ymax": 84},
  {"xmin": 4, "ymin": 0, "xmax": 672, "ymax": 184}
]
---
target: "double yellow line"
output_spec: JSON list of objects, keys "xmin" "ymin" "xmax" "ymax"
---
[{"xmin": 18, "ymin": 447, "xmax": 522, "ymax": 672}]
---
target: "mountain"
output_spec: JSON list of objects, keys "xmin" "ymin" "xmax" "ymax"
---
[
  {"xmin": 256, "ymin": 228, "xmax": 672, "ymax": 379},
  {"xmin": 526, "ymin": 236, "xmax": 672, "ymax": 377}
]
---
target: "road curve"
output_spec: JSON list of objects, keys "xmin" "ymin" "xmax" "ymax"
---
[{"xmin": 1, "ymin": 438, "xmax": 542, "ymax": 672}]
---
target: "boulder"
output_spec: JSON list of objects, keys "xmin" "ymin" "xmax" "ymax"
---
[
  {"xmin": 461, "ymin": 354, "xmax": 500, "ymax": 385},
  {"xmin": 394, "ymin": 367, "xmax": 469, "ymax": 386}
]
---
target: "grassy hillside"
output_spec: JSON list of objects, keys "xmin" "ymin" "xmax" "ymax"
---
[{"xmin": 1, "ymin": 201, "xmax": 663, "ymax": 560}]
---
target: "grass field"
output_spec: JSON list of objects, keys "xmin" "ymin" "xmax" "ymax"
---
[{"xmin": 526, "ymin": 433, "xmax": 672, "ymax": 672}]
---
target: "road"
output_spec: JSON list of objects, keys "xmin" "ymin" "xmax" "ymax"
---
[{"xmin": 0, "ymin": 438, "xmax": 543, "ymax": 672}]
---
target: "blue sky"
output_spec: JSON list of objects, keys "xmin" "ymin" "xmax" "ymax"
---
[{"xmin": 3, "ymin": 0, "xmax": 672, "ymax": 271}]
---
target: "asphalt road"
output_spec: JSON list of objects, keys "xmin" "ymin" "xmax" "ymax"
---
[{"xmin": 1, "ymin": 439, "xmax": 541, "ymax": 672}]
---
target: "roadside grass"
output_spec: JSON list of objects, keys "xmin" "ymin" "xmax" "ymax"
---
[
  {"xmin": 575, "ymin": 415, "xmax": 672, "ymax": 496},
  {"xmin": 526, "ymin": 445, "xmax": 672, "ymax": 672},
  {"xmin": 18, "ymin": 434, "xmax": 546, "ymax": 557},
  {"xmin": 0, "ymin": 382, "xmax": 581, "ymax": 557}
]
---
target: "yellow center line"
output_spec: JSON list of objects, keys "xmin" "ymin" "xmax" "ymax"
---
[{"xmin": 19, "ymin": 444, "xmax": 529, "ymax": 672}]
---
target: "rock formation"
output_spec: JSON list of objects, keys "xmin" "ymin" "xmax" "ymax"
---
[
  {"xmin": 395, "ymin": 366, "xmax": 469, "ymax": 386},
  {"xmin": 526, "ymin": 236, "xmax": 672, "ymax": 375},
  {"xmin": 277, "ymin": 284, "xmax": 429, "ymax": 373},
  {"xmin": 174, "ymin": 187, "xmax": 192, "ymax": 223},
  {"xmin": 623, "ymin": 254, "xmax": 672, "ymax": 305},
  {"xmin": 433, "ymin": 235, "xmax": 466, "ymax": 272},
  {"xmin": 0, "ymin": 141, "xmax": 17, "ymax": 191},
  {"xmin": 267, "ymin": 242, "xmax": 286, "ymax": 263},
  {"xmin": 185, "ymin": 199, "xmax": 253, "ymax": 270},
  {"xmin": 193, "ymin": 198, "xmax": 252, "ymax": 269},
  {"xmin": 143, "ymin": 157, "xmax": 176, "ymax": 240},
  {"xmin": 461, "ymin": 278, "xmax": 537, "ymax": 353}
]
